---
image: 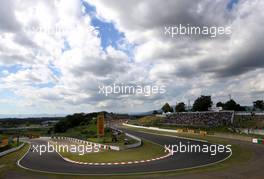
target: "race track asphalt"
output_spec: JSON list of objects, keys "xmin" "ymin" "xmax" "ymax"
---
[{"xmin": 18, "ymin": 129, "xmax": 231, "ymax": 175}]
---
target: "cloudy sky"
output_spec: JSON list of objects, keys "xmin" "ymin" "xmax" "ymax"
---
[{"xmin": 0, "ymin": 0, "xmax": 263, "ymax": 115}]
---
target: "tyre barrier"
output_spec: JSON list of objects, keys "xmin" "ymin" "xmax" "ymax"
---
[{"xmin": 252, "ymin": 138, "xmax": 264, "ymax": 144}]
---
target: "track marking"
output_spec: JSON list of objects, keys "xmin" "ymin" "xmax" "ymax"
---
[{"xmin": 16, "ymin": 135, "xmax": 232, "ymax": 176}]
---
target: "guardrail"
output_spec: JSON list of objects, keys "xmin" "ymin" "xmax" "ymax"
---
[{"xmin": 0, "ymin": 143, "xmax": 25, "ymax": 157}]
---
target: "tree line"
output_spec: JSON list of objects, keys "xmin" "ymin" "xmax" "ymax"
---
[
  {"xmin": 160, "ymin": 95, "xmax": 264, "ymax": 113},
  {"xmin": 54, "ymin": 112, "xmax": 98, "ymax": 133}
]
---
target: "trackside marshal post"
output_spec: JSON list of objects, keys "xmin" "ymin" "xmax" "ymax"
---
[{"xmin": 97, "ymin": 112, "xmax": 105, "ymax": 137}]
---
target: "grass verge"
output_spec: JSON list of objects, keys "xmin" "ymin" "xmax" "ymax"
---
[
  {"xmin": 121, "ymin": 126, "xmax": 253, "ymax": 173},
  {"xmin": 0, "ymin": 143, "xmax": 29, "ymax": 179},
  {"xmin": 59, "ymin": 140, "xmax": 165, "ymax": 163},
  {"xmin": 0, "ymin": 129, "xmax": 254, "ymax": 179}
]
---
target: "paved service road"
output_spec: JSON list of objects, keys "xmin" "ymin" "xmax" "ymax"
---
[{"xmin": 18, "ymin": 129, "xmax": 231, "ymax": 175}]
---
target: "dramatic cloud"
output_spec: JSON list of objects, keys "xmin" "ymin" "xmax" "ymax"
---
[
  {"xmin": 0, "ymin": 0, "xmax": 263, "ymax": 114},
  {"xmin": 89, "ymin": 0, "xmax": 264, "ymax": 103}
]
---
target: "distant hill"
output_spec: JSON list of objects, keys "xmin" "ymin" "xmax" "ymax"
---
[
  {"xmin": 130, "ymin": 109, "xmax": 163, "ymax": 116},
  {"xmin": 0, "ymin": 114, "xmax": 67, "ymax": 119}
]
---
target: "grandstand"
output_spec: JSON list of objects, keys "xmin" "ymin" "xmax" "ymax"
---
[{"xmin": 163, "ymin": 111, "xmax": 234, "ymax": 127}]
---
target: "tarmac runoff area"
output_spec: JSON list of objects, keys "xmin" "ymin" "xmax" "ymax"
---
[{"xmin": 17, "ymin": 129, "xmax": 231, "ymax": 175}]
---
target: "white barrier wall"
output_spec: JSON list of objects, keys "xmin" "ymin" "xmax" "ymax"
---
[
  {"xmin": 123, "ymin": 123, "xmax": 179, "ymax": 133},
  {"xmin": 124, "ymin": 133, "xmax": 142, "ymax": 149}
]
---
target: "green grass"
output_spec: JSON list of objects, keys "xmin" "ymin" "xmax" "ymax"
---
[
  {"xmin": 0, "ymin": 128, "xmax": 254, "ymax": 179},
  {"xmin": 55, "ymin": 124, "xmax": 137, "ymax": 146},
  {"xmin": 60, "ymin": 140, "xmax": 165, "ymax": 163},
  {"xmin": 130, "ymin": 117, "xmax": 234, "ymax": 135},
  {"xmin": 86, "ymin": 126, "xmax": 114, "ymax": 144},
  {"xmin": 121, "ymin": 125, "xmax": 253, "ymax": 172},
  {"xmin": 55, "ymin": 124, "xmax": 114, "ymax": 142},
  {"xmin": 0, "ymin": 140, "xmax": 23, "ymax": 152},
  {"xmin": 0, "ymin": 143, "xmax": 29, "ymax": 178},
  {"xmin": 234, "ymin": 115, "xmax": 264, "ymax": 129},
  {"xmin": 55, "ymin": 124, "xmax": 97, "ymax": 139},
  {"xmin": 58, "ymin": 126, "xmax": 252, "ymax": 177},
  {"xmin": 152, "ymin": 124, "xmax": 232, "ymax": 134},
  {"xmin": 135, "ymin": 116, "xmax": 164, "ymax": 126},
  {"xmin": 0, "ymin": 128, "xmax": 51, "ymax": 137},
  {"xmin": 134, "ymin": 114, "xmax": 264, "ymax": 133},
  {"xmin": 128, "ymin": 120, "xmax": 264, "ymax": 139}
]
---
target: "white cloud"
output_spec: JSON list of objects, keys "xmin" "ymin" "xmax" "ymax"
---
[
  {"xmin": 0, "ymin": 0, "xmax": 264, "ymax": 114},
  {"xmin": 86, "ymin": 0, "xmax": 264, "ymax": 107}
]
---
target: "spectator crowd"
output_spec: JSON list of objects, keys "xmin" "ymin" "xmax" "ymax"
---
[{"xmin": 164, "ymin": 112, "xmax": 233, "ymax": 127}]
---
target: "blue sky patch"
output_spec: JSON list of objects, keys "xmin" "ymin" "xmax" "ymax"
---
[
  {"xmin": 227, "ymin": 0, "xmax": 239, "ymax": 10},
  {"xmin": 81, "ymin": 0, "xmax": 131, "ymax": 52},
  {"xmin": 0, "ymin": 89, "xmax": 17, "ymax": 99},
  {"xmin": 31, "ymin": 82, "xmax": 56, "ymax": 89},
  {"xmin": 48, "ymin": 62, "xmax": 62, "ymax": 78},
  {"xmin": 62, "ymin": 38, "xmax": 71, "ymax": 52},
  {"xmin": 0, "ymin": 64, "xmax": 23, "ymax": 75}
]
